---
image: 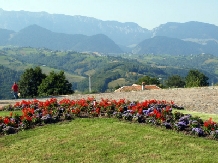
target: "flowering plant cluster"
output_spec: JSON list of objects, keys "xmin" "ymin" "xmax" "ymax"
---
[{"xmin": 0, "ymin": 97, "xmax": 218, "ymax": 140}]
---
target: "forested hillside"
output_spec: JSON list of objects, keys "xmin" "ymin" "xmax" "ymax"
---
[
  {"xmin": 121, "ymin": 53, "xmax": 218, "ymax": 84},
  {"xmin": 1, "ymin": 46, "xmax": 218, "ymax": 99},
  {"xmin": 0, "ymin": 47, "xmax": 168, "ymax": 93},
  {"xmin": 0, "ymin": 65, "xmax": 22, "ymax": 99}
]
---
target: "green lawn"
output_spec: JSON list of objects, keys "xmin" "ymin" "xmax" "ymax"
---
[
  {"xmin": 0, "ymin": 117, "xmax": 218, "ymax": 163},
  {"xmin": 173, "ymin": 109, "xmax": 218, "ymax": 121},
  {"xmin": 0, "ymin": 110, "xmax": 22, "ymax": 117}
]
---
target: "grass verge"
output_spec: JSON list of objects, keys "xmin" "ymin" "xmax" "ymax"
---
[{"xmin": 173, "ymin": 109, "xmax": 218, "ymax": 121}]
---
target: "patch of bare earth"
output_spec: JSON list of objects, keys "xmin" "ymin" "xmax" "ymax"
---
[{"xmin": 1, "ymin": 86, "xmax": 218, "ymax": 114}]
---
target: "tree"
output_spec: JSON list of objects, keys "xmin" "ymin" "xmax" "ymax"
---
[
  {"xmin": 165, "ymin": 75, "xmax": 185, "ymax": 88},
  {"xmin": 185, "ymin": 69, "xmax": 209, "ymax": 87},
  {"xmin": 18, "ymin": 67, "xmax": 46, "ymax": 98},
  {"xmin": 136, "ymin": 76, "xmax": 160, "ymax": 85},
  {"xmin": 38, "ymin": 71, "xmax": 73, "ymax": 96}
]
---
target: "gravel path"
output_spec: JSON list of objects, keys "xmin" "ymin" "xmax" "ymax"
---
[{"xmin": 1, "ymin": 86, "xmax": 218, "ymax": 114}]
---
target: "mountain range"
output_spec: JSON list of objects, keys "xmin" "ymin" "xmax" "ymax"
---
[
  {"xmin": 0, "ymin": 8, "xmax": 218, "ymax": 55},
  {"xmin": 0, "ymin": 24, "xmax": 122, "ymax": 53}
]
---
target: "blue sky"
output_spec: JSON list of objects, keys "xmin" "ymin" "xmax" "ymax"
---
[{"xmin": 0, "ymin": 0, "xmax": 218, "ymax": 30}]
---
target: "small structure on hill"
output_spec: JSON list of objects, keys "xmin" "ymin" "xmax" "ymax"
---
[{"xmin": 114, "ymin": 83, "xmax": 161, "ymax": 92}]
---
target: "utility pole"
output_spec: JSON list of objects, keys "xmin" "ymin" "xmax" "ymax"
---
[{"xmin": 89, "ymin": 75, "xmax": 91, "ymax": 93}]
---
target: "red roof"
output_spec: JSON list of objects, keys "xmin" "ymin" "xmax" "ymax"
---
[{"xmin": 114, "ymin": 84, "xmax": 161, "ymax": 92}]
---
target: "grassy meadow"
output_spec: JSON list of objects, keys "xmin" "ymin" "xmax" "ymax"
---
[{"xmin": 0, "ymin": 110, "xmax": 218, "ymax": 163}]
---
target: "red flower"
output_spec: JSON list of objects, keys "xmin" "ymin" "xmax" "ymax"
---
[
  {"xmin": 96, "ymin": 108, "xmax": 100, "ymax": 114},
  {"xmin": 204, "ymin": 118, "xmax": 217, "ymax": 131},
  {"xmin": 138, "ymin": 108, "xmax": 143, "ymax": 114},
  {"xmin": 165, "ymin": 105, "xmax": 171, "ymax": 112},
  {"xmin": 170, "ymin": 100, "xmax": 174, "ymax": 105},
  {"xmin": 3, "ymin": 117, "xmax": 10, "ymax": 124},
  {"xmin": 25, "ymin": 116, "xmax": 32, "ymax": 121}
]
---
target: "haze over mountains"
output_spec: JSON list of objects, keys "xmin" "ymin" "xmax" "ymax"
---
[{"xmin": 0, "ymin": 8, "xmax": 218, "ymax": 55}]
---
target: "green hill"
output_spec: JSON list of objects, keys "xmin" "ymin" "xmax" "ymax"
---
[{"xmin": 1, "ymin": 46, "xmax": 218, "ymax": 99}]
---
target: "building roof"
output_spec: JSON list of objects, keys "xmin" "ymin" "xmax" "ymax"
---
[{"xmin": 114, "ymin": 84, "xmax": 161, "ymax": 92}]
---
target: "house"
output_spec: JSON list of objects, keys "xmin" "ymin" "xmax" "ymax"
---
[{"xmin": 114, "ymin": 83, "xmax": 161, "ymax": 92}]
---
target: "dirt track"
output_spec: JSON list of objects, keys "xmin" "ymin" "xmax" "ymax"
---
[{"xmin": 1, "ymin": 86, "xmax": 218, "ymax": 114}]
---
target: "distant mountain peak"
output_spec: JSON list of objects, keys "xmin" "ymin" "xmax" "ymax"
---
[
  {"xmin": 152, "ymin": 21, "xmax": 218, "ymax": 39},
  {"xmin": 1, "ymin": 9, "xmax": 218, "ymax": 55},
  {"xmin": 0, "ymin": 8, "xmax": 151, "ymax": 46}
]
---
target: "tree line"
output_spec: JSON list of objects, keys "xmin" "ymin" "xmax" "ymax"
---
[
  {"xmin": 0, "ymin": 65, "xmax": 210, "ymax": 100},
  {"xmin": 17, "ymin": 68, "xmax": 210, "ymax": 98},
  {"xmin": 136, "ymin": 69, "xmax": 209, "ymax": 88}
]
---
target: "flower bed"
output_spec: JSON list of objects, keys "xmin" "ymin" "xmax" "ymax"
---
[{"xmin": 0, "ymin": 97, "xmax": 218, "ymax": 140}]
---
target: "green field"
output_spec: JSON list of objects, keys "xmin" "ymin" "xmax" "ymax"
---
[
  {"xmin": 108, "ymin": 78, "xmax": 129, "ymax": 88},
  {"xmin": 40, "ymin": 66, "xmax": 85, "ymax": 83}
]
